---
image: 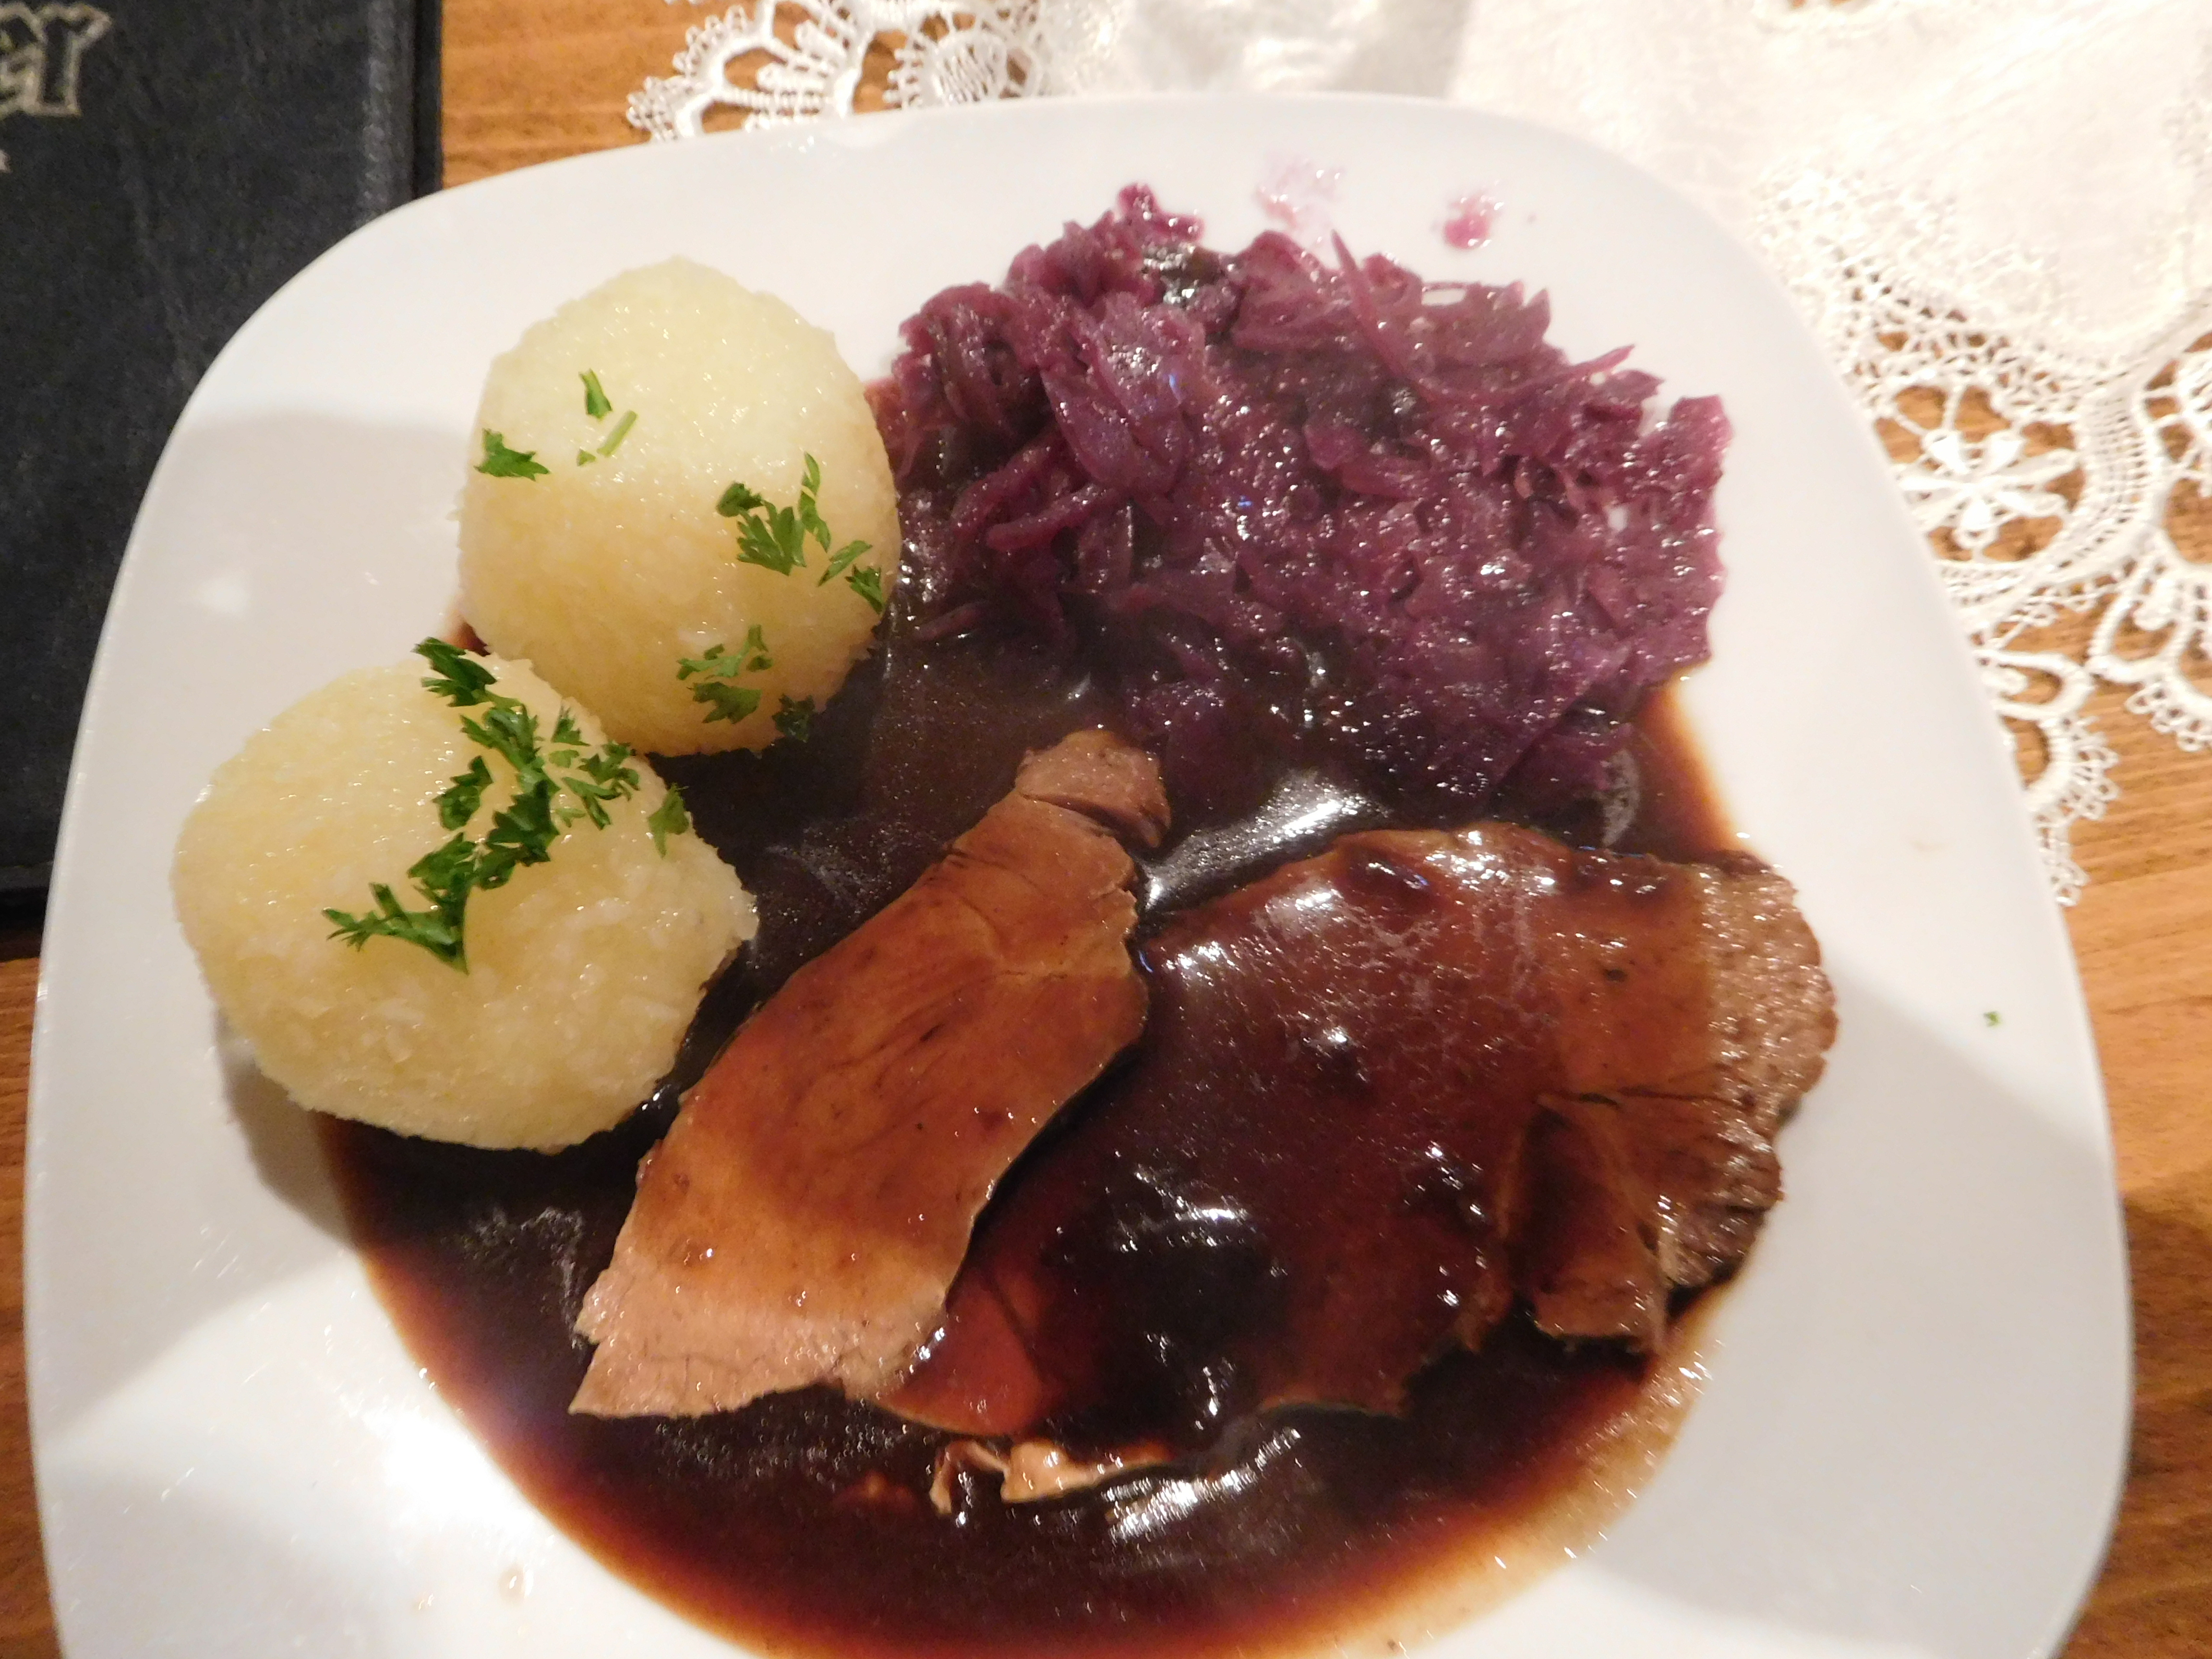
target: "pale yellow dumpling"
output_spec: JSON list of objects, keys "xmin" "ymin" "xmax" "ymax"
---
[
  {"xmin": 172, "ymin": 654, "xmax": 754, "ymax": 1150},
  {"xmin": 457, "ymin": 259, "xmax": 900, "ymax": 754}
]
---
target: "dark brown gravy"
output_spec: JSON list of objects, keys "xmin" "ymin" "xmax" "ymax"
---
[{"xmin": 322, "ymin": 611, "xmax": 1737, "ymax": 1659}]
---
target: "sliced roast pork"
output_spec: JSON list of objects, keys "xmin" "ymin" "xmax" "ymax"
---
[
  {"xmin": 882, "ymin": 823, "xmax": 1832, "ymax": 1446},
  {"xmin": 572, "ymin": 732, "xmax": 1167, "ymax": 1417}
]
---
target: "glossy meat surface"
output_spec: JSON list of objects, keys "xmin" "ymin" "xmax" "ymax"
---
[
  {"xmin": 885, "ymin": 823, "xmax": 1831, "ymax": 1443},
  {"xmin": 572, "ymin": 732, "xmax": 1165, "ymax": 1417}
]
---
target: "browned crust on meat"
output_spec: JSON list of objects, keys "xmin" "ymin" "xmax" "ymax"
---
[
  {"xmin": 1520, "ymin": 852, "xmax": 1828, "ymax": 1346},
  {"xmin": 1013, "ymin": 728, "xmax": 1170, "ymax": 849},
  {"xmin": 889, "ymin": 822, "xmax": 1837, "ymax": 1438},
  {"xmin": 570, "ymin": 733, "xmax": 1163, "ymax": 1418},
  {"xmin": 1690, "ymin": 859, "xmax": 1836, "ymax": 1138}
]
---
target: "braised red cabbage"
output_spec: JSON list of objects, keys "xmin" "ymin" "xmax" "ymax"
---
[{"xmin": 871, "ymin": 186, "xmax": 1727, "ymax": 817}]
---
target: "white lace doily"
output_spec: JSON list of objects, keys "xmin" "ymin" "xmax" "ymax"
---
[
  {"xmin": 629, "ymin": 0, "xmax": 1107, "ymax": 135},
  {"xmin": 632, "ymin": 0, "xmax": 2212, "ymax": 902}
]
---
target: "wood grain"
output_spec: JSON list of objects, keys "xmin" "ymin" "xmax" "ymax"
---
[
  {"xmin": 0, "ymin": 923, "xmax": 48, "ymax": 1659},
  {"xmin": 4, "ymin": 5, "xmax": 2205, "ymax": 1653},
  {"xmin": 443, "ymin": 0, "xmax": 680, "ymax": 184},
  {"xmin": 2054, "ymin": 655, "xmax": 2212, "ymax": 1659}
]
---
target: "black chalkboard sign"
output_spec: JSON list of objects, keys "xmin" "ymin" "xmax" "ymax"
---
[{"xmin": 0, "ymin": 0, "xmax": 441, "ymax": 891}]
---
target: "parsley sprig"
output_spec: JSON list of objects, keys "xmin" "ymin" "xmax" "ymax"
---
[
  {"xmin": 580, "ymin": 370, "xmax": 612, "ymax": 421},
  {"xmin": 647, "ymin": 787, "xmax": 691, "ymax": 854},
  {"xmin": 677, "ymin": 625, "xmax": 773, "ymax": 725},
  {"xmin": 324, "ymin": 639, "xmax": 673, "ymax": 970},
  {"xmin": 773, "ymin": 696, "xmax": 815, "ymax": 742},
  {"xmin": 597, "ymin": 409, "xmax": 637, "ymax": 458},
  {"xmin": 714, "ymin": 454, "xmax": 886, "ymax": 611},
  {"xmin": 482, "ymin": 370, "xmax": 637, "ymax": 478},
  {"xmin": 477, "ymin": 432, "xmax": 548, "ymax": 480},
  {"xmin": 573, "ymin": 370, "xmax": 638, "ymax": 467},
  {"xmin": 673, "ymin": 628, "xmax": 818, "ymax": 743}
]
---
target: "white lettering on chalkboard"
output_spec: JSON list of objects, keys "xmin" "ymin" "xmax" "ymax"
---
[{"xmin": 0, "ymin": 3, "xmax": 112, "ymax": 120}]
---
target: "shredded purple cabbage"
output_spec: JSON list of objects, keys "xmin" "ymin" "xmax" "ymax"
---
[{"xmin": 873, "ymin": 186, "xmax": 1728, "ymax": 817}]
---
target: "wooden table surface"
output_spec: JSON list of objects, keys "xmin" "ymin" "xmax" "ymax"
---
[{"xmin": 5, "ymin": 2, "xmax": 2209, "ymax": 1652}]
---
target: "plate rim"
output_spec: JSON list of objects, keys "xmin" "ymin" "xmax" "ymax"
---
[{"xmin": 26, "ymin": 89, "xmax": 2130, "ymax": 1659}]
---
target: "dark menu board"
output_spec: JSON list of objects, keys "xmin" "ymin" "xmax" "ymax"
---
[{"xmin": 0, "ymin": 0, "xmax": 440, "ymax": 891}]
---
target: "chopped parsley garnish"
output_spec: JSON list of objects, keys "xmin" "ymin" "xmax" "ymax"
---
[
  {"xmin": 1984, "ymin": 1010, "xmax": 2002, "ymax": 1027},
  {"xmin": 418, "ymin": 638, "xmax": 499, "ymax": 704},
  {"xmin": 563, "ymin": 743, "xmax": 643, "ymax": 830},
  {"xmin": 648, "ymin": 786, "xmax": 690, "ymax": 855},
  {"xmin": 677, "ymin": 625, "xmax": 773, "ymax": 725},
  {"xmin": 577, "ymin": 449, "xmax": 598, "ymax": 467},
  {"xmin": 843, "ymin": 563, "xmax": 886, "ymax": 613},
  {"xmin": 477, "ymin": 431, "xmax": 549, "ymax": 480},
  {"xmin": 597, "ymin": 409, "xmax": 637, "ymax": 458},
  {"xmin": 476, "ymin": 769, "xmax": 563, "ymax": 885},
  {"xmin": 324, "ymin": 639, "xmax": 673, "ymax": 969},
  {"xmin": 436, "ymin": 756, "xmax": 493, "ymax": 830},
  {"xmin": 729, "ymin": 493, "xmax": 810, "ymax": 574},
  {"xmin": 690, "ymin": 682, "xmax": 760, "ymax": 725},
  {"xmin": 456, "ymin": 698, "xmax": 547, "ymax": 781},
  {"xmin": 716, "ymin": 481, "xmax": 768, "ymax": 518},
  {"xmin": 818, "ymin": 537, "xmax": 872, "ymax": 587},
  {"xmin": 795, "ymin": 454, "xmax": 833, "ymax": 551},
  {"xmin": 581, "ymin": 370, "xmax": 612, "ymax": 421},
  {"xmin": 717, "ymin": 453, "xmax": 887, "ymax": 607},
  {"xmin": 323, "ymin": 840, "xmax": 473, "ymax": 967},
  {"xmin": 681, "ymin": 625, "xmax": 772, "ymax": 679},
  {"xmin": 773, "ymin": 695, "xmax": 815, "ymax": 743}
]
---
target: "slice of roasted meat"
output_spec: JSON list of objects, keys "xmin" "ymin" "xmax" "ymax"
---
[
  {"xmin": 571, "ymin": 731, "xmax": 1167, "ymax": 1418},
  {"xmin": 882, "ymin": 823, "xmax": 1832, "ymax": 1445}
]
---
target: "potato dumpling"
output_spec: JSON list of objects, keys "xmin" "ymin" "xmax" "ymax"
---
[
  {"xmin": 172, "ymin": 653, "xmax": 754, "ymax": 1150},
  {"xmin": 457, "ymin": 259, "xmax": 900, "ymax": 755}
]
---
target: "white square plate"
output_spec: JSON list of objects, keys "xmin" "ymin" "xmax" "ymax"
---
[{"xmin": 28, "ymin": 93, "xmax": 2127, "ymax": 1659}]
